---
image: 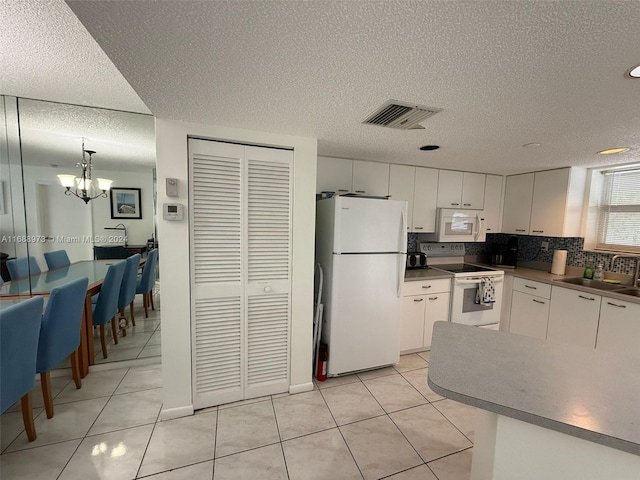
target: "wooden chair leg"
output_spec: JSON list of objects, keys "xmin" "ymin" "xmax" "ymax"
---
[
  {"xmin": 100, "ymin": 325, "xmax": 108, "ymax": 359},
  {"xmin": 119, "ymin": 308, "xmax": 128, "ymax": 337},
  {"xmin": 70, "ymin": 350, "xmax": 82, "ymax": 389},
  {"xmin": 40, "ymin": 372, "xmax": 54, "ymax": 419},
  {"xmin": 149, "ymin": 290, "xmax": 155, "ymax": 311},
  {"xmin": 21, "ymin": 392, "xmax": 37, "ymax": 441},
  {"xmin": 111, "ymin": 317, "xmax": 119, "ymax": 344},
  {"xmin": 130, "ymin": 301, "xmax": 135, "ymax": 326},
  {"xmin": 143, "ymin": 293, "xmax": 149, "ymax": 318}
]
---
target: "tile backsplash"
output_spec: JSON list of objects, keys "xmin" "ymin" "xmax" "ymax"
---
[{"xmin": 408, "ymin": 233, "xmax": 639, "ymax": 277}]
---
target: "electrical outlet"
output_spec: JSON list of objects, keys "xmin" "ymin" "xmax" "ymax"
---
[{"xmin": 541, "ymin": 241, "xmax": 549, "ymax": 252}]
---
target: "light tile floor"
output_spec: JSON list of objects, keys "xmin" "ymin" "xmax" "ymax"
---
[{"xmin": 1, "ymin": 350, "xmax": 478, "ymax": 480}]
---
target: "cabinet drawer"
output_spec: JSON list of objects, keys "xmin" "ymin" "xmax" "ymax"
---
[
  {"xmin": 512, "ymin": 277, "xmax": 551, "ymax": 299},
  {"xmin": 403, "ymin": 278, "xmax": 450, "ymax": 296}
]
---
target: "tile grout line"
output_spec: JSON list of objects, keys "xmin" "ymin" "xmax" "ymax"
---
[
  {"xmin": 133, "ymin": 394, "xmax": 164, "ymax": 479},
  {"xmin": 269, "ymin": 396, "xmax": 292, "ymax": 480}
]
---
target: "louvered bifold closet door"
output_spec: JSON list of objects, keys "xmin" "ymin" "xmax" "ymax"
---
[
  {"xmin": 244, "ymin": 146, "xmax": 293, "ymax": 399},
  {"xmin": 189, "ymin": 139, "xmax": 245, "ymax": 409}
]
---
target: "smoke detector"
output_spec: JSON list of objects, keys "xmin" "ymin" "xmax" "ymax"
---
[{"xmin": 362, "ymin": 100, "xmax": 442, "ymax": 130}]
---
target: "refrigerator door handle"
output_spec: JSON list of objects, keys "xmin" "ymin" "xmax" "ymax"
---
[
  {"xmin": 396, "ymin": 254, "xmax": 404, "ymax": 298},
  {"xmin": 399, "ymin": 203, "xmax": 407, "ymax": 248}
]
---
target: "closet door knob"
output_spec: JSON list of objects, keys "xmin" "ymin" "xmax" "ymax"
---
[{"xmin": 264, "ymin": 286, "xmax": 272, "ymax": 293}]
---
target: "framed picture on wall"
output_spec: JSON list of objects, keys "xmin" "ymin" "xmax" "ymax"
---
[{"xmin": 110, "ymin": 187, "xmax": 142, "ymax": 219}]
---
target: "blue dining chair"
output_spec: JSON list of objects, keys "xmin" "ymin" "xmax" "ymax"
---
[
  {"xmin": 6, "ymin": 256, "xmax": 41, "ymax": 280},
  {"xmin": 117, "ymin": 254, "xmax": 141, "ymax": 333},
  {"xmin": 36, "ymin": 277, "xmax": 89, "ymax": 418},
  {"xmin": 1, "ymin": 296, "xmax": 44, "ymax": 441},
  {"xmin": 43, "ymin": 250, "xmax": 71, "ymax": 270},
  {"xmin": 136, "ymin": 248, "xmax": 158, "ymax": 318},
  {"xmin": 92, "ymin": 260, "xmax": 125, "ymax": 359}
]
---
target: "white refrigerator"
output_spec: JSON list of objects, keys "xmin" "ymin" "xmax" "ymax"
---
[{"xmin": 315, "ymin": 196, "xmax": 407, "ymax": 376}]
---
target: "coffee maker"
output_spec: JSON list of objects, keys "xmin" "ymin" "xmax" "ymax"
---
[{"xmin": 492, "ymin": 236, "xmax": 519, "ymax": 268}]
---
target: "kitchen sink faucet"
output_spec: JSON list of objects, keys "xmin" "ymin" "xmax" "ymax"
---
[{"xmin": 611, "ymin": 254, "xmax": 640, "ymax": 287}]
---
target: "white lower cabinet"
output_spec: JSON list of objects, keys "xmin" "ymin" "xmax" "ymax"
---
[
  {"xmin": 509, "ymin": 291, "xmax": 550, "ymax": 339},
  {"xmin": 595, "ymin": 297, "xmax": 640, "ymax": 356},
  {"xmin": 547, "ymin": 286, "xmax": 601, "ymax": 349},
  {"xmin": 509, "ymin": 277, "xmax": 551, "ymax": 339},
  {"xmin": 401, "ymin": 279, "xmax": 450, "ymax": 352}
]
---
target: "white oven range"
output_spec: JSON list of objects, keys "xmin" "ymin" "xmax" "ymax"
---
[{"xmin": 419, "ymin": 242, "xmax": 504, "ymax": 329}]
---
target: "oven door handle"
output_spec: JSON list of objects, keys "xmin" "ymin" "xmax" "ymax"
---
[{"xmin": 455, "ymin": 277, "xmax": 504, "ymax": 285}]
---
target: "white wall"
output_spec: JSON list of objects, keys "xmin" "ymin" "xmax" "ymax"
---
[
  {"xmin": 156, "ymin": 118, "xmax": 317, "ymax": 419},
  {"xmin": 17, "ymin": 164, "xmax": 154, "ymax": 265}
]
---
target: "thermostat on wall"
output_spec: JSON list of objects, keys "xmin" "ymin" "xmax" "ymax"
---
[{"xmin": 163, "ymin": 203, "xmax": 184, "ymax": 221}]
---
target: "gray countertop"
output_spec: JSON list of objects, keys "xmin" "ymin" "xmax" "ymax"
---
[
  {"xmin": 404, "ymin": 268, "xmax": 453, "ymax": 282},
  {"xmin": 427, "ymin": 321, "xmax": 640, "ymax": 456},
  {"xmin": 504, "ymin": 266, "xmax": 640, "ymax": 304}
]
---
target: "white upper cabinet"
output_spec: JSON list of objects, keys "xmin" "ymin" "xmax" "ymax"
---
[
  {"xmin": 389, "ymin": 164, "xmax": 415, "ymax": 230},
  {"xmin": 502, "ymin": 168, "xmax": 586, "ymax": 237},
  {"xmin": 502, "ymin": 173, "xmax": 534, "ymax": 234},
  {"xmin": 436, "ymin": 170, "xmax": 463, "ymax": 208},
  {"xmin": 483, "ymin": 174, "xmax": 503, "ymax": 234},
  {"xmin": 529, "ymin": 168, "xmax": 586, "ymax": 237},
  {"xmin": 352, "ymin": 160, "xmax": 390, "ymax": 197},
  {"xmin": 437, "ymin": 170, "xmax": 485, "ymax": 209},
  {"xmin": 413, "ymin": 167, "xmax": 439, "ymax": 232},
  {"xmin": 316, "ymin": 156, "xmax": 353, "ymax": 195},
  {"xmin": 461, "ymin": 172, "xmax": 486, "ymax": 209}
]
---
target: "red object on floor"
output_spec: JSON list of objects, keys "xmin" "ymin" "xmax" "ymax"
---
[{"xmin": 316, "ymin": 343, "xmax": 328, "ymax": 382}]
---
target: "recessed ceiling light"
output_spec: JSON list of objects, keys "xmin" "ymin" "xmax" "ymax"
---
[
  {"xmin": 629, "ymin": 65, "xmax": 640, "ymax": 78},
  {"xmin": 598, "ymin": 148, "xmax": 629, "ymax": 155},
  {"xmin": 522, "ymin": 143, "xmax": 541, "ymax": 148},
  {"xmin": 419, "ymin": 145, "xmax": 440, "ymax": 151}
]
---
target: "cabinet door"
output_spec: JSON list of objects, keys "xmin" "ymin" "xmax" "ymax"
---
[
  {"xmin": 502, "ymin": 173, "xmax": 534, "ymax": 234},
  {"xmin": 401, "ymin": 295, "xmax": 426, "ymax": 352},
  {"xmin": 509, "ymin": 291, "xmax": 550, "ymax": 339},
  {"xmin": 596, "ymin": 298, "xmax": 640, "ymax": 356},
  {"xmin": 547, "ymin": 286, "xmax": 601, "ymax": 349},
  {"xmin": 389, "ymin": 164, "xmax": 415, "ymax": 231},
  {"xmin": 529, "ymin": 169, "xmax": 570, "ymax": 237},
  {"xmin": 436, "ymin": 170, "xmax": 463, "ymax": 208},
  {"xmin": 352, "ymin": 160, "xmax": 390, "ymax": 197},
  {"xmin": 413, "ymin": 167, "xmax": 439, "ymax": 233},
  {"xmin": 423, "ymin": 292, "xmax": 450, "ymax": 349},
  {"xmin": 316, "ymin": 156, "xmax": 352, "ymax": 195},
  {"xmin": 461, "ymin": 172, "xmax": 486, "ymax": 209},
  {"xmin": 483, "ymin": 175, "xmax": 503, "ymax": 234}
]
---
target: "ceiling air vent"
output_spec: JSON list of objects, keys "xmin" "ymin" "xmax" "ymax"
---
[{"xmin": 362, "ymin": 100, "xmax": 442, "ymax": 130}]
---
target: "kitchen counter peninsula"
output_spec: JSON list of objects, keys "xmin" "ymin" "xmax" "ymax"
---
[{"xmin": 428, "ymin": 321, "xmax": 640, "ymax": 480}]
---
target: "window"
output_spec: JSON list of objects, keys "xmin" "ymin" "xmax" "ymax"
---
[{"xmin": 594, "ymin": 168, "xmax": 640, "ymax": 253}]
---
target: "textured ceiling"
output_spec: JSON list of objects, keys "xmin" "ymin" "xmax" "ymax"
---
[
  {"xmin": 66, "ymin": 0, "xmax": 640, "ymax": 175},
  {"xmin": 6, "ymin": 1, "xmax": 639, "ymax": 175},
  {"xmin": 18, "ymin": 99, "xmax": 155, "ymax": 172},
  {"xmin": 1, "ymin": 0, "xmax": 149, "ymax": 114}
]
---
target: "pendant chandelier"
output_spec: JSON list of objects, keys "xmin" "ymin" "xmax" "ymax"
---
[{"xmin": 57, "ymin": 139, "xmax": 113, "ymax": 204}]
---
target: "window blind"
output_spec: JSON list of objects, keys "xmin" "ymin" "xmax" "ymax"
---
[{"xmin": 596, "ymin": 169, "xmax": 640, "ymax": 253}]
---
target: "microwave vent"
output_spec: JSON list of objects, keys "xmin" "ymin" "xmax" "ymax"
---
[{"xmin": 362, "ymin": 100, "xmax": 442, "ymax": 130}]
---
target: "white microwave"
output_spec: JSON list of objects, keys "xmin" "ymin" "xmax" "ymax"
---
[{"xmin": 422, "ymin": 209, "xmax": 486, "ymax": 242}]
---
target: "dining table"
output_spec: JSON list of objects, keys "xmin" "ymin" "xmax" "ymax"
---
[{"xmin": 0, "ymin": 258, "xmax": 145, "ymax": 378}]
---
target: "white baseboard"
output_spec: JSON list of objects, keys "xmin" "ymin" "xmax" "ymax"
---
[
  {"xmin": 289, "ymin": 382, "xmax": 314, "ymax": 395},
  {"xmin": 160, "ymin": 405, "xmax": 194, "ymax": 420}
]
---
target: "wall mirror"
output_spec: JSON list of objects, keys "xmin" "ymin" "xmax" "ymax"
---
[{"xmin": 0, "ymin": 96, "xmax": 160, "ymax": 366}]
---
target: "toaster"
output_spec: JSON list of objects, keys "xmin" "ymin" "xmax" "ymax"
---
[{"xmin": 406, "ymin": 252, "xmax": 427, "ymax": 269}]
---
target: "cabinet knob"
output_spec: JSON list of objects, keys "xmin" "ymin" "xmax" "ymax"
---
[
  {"xmin": 355, "ymin": 190, "xmax": 366, "ymax": 194},
  {"xmin": 532, "ymin": 230, "xmax": 544, "ymax": 233},
  {"xmin": 414, "ymin": 227, "xmax": 423, "ymax": 230},
  {"xmin": 422, "ymin": 285, "xmax": 432, "ymax": 289},
  {"xmin": 532, "ymin": 299, "xmax": 545, "ymax": 304},
  {"xmin": 264, "ymin": 286, "xmax": 272, "ymax": 293},
  {"xmin": 515, "ymin": 229, "xmax": 526, "ymax": 232},
  {"xmin": 524, "ymin": 285, "xmax": 537, "ymax": 290},
  {"xmin": 451, "ymin": 203, "xmax": 459, "ymax": 206},
  {"xmin": 428, "ymin": 297, "xmax": 438, "ymax": 301},
  {"xmin": 414, "ymin": 298, "xmax": 424, "ymax": 302},
  {"xmin": 463, "ymin": 203, "xmax": 471, "ymax": 206}
]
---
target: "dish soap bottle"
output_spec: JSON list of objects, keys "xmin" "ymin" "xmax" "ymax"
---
[
  {"xmin": 593, "ymin": 264, "xmax": 604, "ymax": 281},
  {"xmin": 583, "ymin": 263, "xmax": 594, "ymax": 279}
]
